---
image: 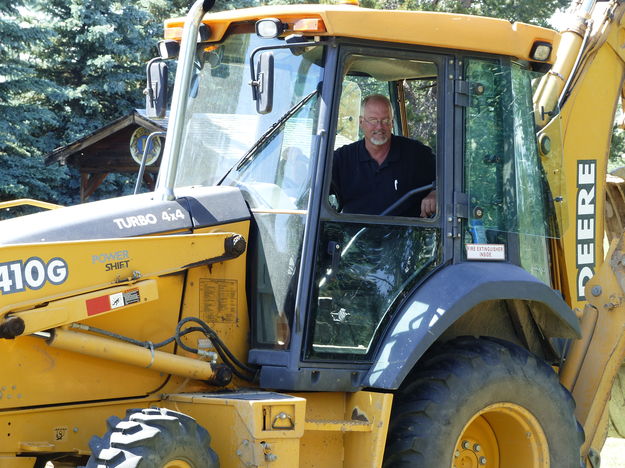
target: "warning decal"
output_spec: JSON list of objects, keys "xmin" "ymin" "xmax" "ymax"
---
[
  {"xmin": 53, "ymin": 426, "xmax": 68, "ymax": 442},
  {"xmin": 465, "ymin": 244, "xmax": 505, "ymax": 261},
  {"xmin": 86, "ymin": 288, "xmax": 141, "ymax": 316}
]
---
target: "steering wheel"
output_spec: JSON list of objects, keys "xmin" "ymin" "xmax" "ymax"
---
[{"xmin": 379, "ymin": 183, "xmax": 435, "ymax": 217}]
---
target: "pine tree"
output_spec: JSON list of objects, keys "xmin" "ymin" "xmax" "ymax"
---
[
  {"xmin": 0, "ymin": 2, "xmax": 71, "ymax": 212},
  {"xmin": 31, "ymin": 0, "xmax": 159, "ymax": 142},
  {"xmin": 365, "ymin": 0, "xmax": 569, "ymax": 27}
]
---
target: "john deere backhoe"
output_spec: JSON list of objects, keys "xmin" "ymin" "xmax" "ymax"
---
[{"xmin": 4, "ymin": 0, "xmax": 625, "ymax": 466}]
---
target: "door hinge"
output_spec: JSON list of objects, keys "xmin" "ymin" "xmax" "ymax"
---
[
  {"xmin": 447, "ymin": 192, "xmax": 468, "ymax": 239},
  {"xmin": 454, "ymin": 191, "xmax": 469, "ymax": 219},
  {"xmin": 455, "ymin": 79, "xmax": 469, "ymax": 107}
]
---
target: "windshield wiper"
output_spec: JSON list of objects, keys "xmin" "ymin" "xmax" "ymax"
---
[
  {"xmin": 238, "ymin": 88, "xmax": 318, "ymax": 171},
  {"xmin": 218, "ymin": 89, "xmax": 319, "ymax": 185}
]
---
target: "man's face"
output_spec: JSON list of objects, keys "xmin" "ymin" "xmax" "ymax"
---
[{"xmin": 360, "ymin": 99, "xmax": 393, "ymax": 146}]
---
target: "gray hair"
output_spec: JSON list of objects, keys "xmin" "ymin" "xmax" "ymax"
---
[{"xmin": 361, "ymin": 94, "xmax": 394, "ymax": 118}]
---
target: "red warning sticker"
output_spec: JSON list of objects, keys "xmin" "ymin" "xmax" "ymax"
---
[{"xmin": 86, "ymin": 288, "xmax": 140, "ymax": 316}]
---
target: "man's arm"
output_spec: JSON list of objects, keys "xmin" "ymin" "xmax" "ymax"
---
[
  {"xmin": 412, "ymin": 139, "xmax": 436, "ymax": 217},
  {"xmin": 420, "ymin": 189, "xmax": 436, "ymax": 217}
]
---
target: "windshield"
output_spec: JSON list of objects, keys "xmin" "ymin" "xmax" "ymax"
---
[{"xmin": 175, "ymin": 33, "xmax": 325, "ymax": 189}]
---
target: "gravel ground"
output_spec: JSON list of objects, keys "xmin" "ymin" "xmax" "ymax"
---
[{"xmin": 603, "ymin": 437, "xmax": 625, "ymax": 467}]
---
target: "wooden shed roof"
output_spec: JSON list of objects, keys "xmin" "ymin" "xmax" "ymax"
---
[
  {"xmin": 44, "ymin": 110, "xmax": 168, "ymax": 202},
  {"xmin": 45, "ymin": 110, "xmax": 168, "ymax": 166}
]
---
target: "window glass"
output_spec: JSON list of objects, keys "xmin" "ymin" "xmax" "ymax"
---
[
  {"xmin": 308, "ymin": 223, "xmax": 440, "ymax": 358},
  {"xmin": 402, "ymin": 78, "xmax": 437, "ymax": 151},
  {"xmin": 223, "ymin": 97, "xmax": 318, "ymax": 211},
  {"xmin": 335, "ymin": 75, "xmax": 389, "ymax": 149},
  {"xmin": 464, "ymin": 59, "xmax": 555, "ymax": 283},
  {"xmin": 331, "ymin": 54, "xmax": 438, "ymax": 218},
  {"xmin": 511, "ymin": 64, "xmax": 552, "ymax": 284},
  {"xmin": 174, "ymin": 33, "xmax": 323, "ymax": 190},
  {"xmin": 208, "ymin": 36, "xmax": 324, "ymax": 349},
  {"xmin": 464, "ymin": 59, "xmax": 508, "ymax": 244},
  {"xmin": 307, "ymin": 51, "xmax": 443, "ymax": 361},
  {"xmin": 464, "ymin": 59, "xmax": 557, "ymax": 243}
]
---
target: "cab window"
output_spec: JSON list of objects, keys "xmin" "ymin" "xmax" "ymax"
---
[{"xmin": 306, "ymin": 50, "xmax": 444, "ymax": 361}]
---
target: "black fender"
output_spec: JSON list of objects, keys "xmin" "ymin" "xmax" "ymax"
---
[{"xmin": 364, "ymin": 262, "xmax": 581, "ymax": 389}]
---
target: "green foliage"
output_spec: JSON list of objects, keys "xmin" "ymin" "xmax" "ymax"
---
[
  {"xmin": 610, "ymin": 104, "xmax": 625, "ymax": 172},
  {"xmin": 610, "ymin": 125, "xmax": 625, "ymax": 172},
  {"xmin": 32, "ymin": 0, "xmax": 156, "ymax": 141},
  {"xmin": 0, "ymin": 2, "xmax": 70, "ymax": 210},
  {"xmin": 0, "ymin": 0, "xmax": 190, "ymax": 207},
  {"xmin": 0, "ymin": 0, "xmax": 613, "ymax": 211},
  {"xmin": 362, "ymin": 0, "xmax": 569, "ymax": 27}
]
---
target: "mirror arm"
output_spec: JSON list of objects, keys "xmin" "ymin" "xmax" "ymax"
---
[{"xmin": 248, "ymin": 41, "xmax": 320, "ymax": 101}]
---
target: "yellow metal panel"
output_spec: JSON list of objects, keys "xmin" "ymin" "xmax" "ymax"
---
[
  {"xmin": 299, "ymin": 391, "xmax": 393, "ymax": 468},
  {"xmin": 343, "ymin": 392, "xmax": 393, "ymax": 467},
  {"xmin": 179, "ymin": 222, "xmax": 251, "ymax": 388},
  {"xmin": 0, "ymin": 221, "xmax": 250, "ymax": 408},
  {"xmin": 168, "ymin": 390, "xmax": 389, "ymax": 468},
  {"xmin": 0, "ymin": 398, "xmax": 159, "ymax": 456},
  {"xmin": 14, "ymin": 279, "xmax": 158, "ymax": 335},
  {"xmin": 166, "ymin": 5, "xmax": 559, "ymax": 63},
  {"xmin": 0, "ymin": 457, "xmax": 37, "ymax": 468},
  {"xmin": 0, "ymin": 231, "xmax": 239, "ymax": 314},
  {"xmin": 557, "ymin": 44, "xmax": 625, "ymax": 309},
  {"xmin": 0, "ymin": 198, "xmax": 61, "ymax": 210},
  {"xmin": 300, "ymin": 431, "xmax": 344, "ymax": 468},
  {"xmin": 164, "ymin": 392, "xmax": 306, "ymax": 467},
  {"xmin": 0, "ymin": 275, "xmax": 183, "ymax": 409}
]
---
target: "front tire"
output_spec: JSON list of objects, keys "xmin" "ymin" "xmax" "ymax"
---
[
  {"xmin": 86, "ymin": 407, "xmax": 218, "ymax": 468},
  {"xmin": 383, "ymin": 337, "xmax": 583, "ymax": 468}
]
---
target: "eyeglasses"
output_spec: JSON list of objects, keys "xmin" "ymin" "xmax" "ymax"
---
[{"xmin": 362, "ymin": 117, "xmax": 392, "ymax": 126}]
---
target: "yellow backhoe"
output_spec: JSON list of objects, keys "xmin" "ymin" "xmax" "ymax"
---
[{"xmin": 3, "ymin": 0, "xmax": 625, "ymax": 466}]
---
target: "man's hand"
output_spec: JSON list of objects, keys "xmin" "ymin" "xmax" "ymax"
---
[{"xmin": 420, "ymin": 190, "xmax": 436, "ymax": 217}]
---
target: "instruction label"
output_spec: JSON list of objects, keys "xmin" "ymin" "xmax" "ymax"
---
[{"xmin": 199, "ymin": 279, "xmax": 237, "ymax": 323}]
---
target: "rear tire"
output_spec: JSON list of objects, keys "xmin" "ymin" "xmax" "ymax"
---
[
  {"xmin": 86, "ymin": 407, "xmax": 218, "ymax": 468},
  {"xmin": 383, "ymin": 336, "xmax": 583, "ymax": 468}
]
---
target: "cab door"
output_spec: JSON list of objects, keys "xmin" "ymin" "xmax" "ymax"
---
[{"xmin": 304, "ymin": 45, "xmax": 453, "ymax": 363}]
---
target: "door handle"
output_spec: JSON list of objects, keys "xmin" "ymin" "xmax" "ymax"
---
[{"xmin": 327, "ymin": 241, "xmax": 341, "ymax": 274}]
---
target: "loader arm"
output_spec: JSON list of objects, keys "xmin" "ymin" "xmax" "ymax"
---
[
  {"xmin": 0, "ymin": 232, "xmax": 245, "ymax": 336},
  {"xmin": 561, "ymin": 235, "xmax": 625, "ymax": 456},
  {"xmin": 534, "ymin": 0, "xmax": 625, "ymax": 460}
]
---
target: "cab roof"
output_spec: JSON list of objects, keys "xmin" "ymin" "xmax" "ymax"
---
[{"xmin": 165, "ymin": 4, "xmax": 560, "ymax": 63}]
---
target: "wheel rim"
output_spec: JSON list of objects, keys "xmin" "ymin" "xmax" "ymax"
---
[
  {"xmin": 163, "ymin": 461, "xmax": 193, "ymax": 468},
  {"xmin": 452, "ymin": 403, "xmax": 549, "ymax": 468}
]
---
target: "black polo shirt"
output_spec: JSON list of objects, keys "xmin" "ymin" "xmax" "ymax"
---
[{"xmin": 332, "ymin": 135, "xmax": 436, "ymax": 217}]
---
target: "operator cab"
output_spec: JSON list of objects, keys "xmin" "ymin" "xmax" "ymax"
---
[{"xmin": 163, "ymin": 13, "xmax": 564, "ymax": 390}]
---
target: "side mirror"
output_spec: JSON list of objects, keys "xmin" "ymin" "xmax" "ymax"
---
[
  {"xmin": 252, "ymin": 51, "xmax": 274, "ymax": 115},
  {"xmin": 145, "ymin": 58, "xmax": 168, "ymax": 119}
]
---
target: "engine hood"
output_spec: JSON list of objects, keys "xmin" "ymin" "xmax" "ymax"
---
[{"xmin": 0, "ymin": 186, "xmax": 251, "ymax": 245}]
